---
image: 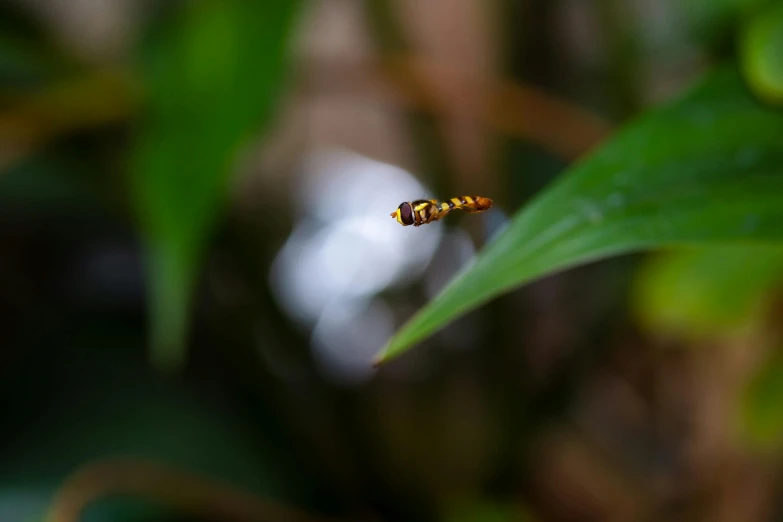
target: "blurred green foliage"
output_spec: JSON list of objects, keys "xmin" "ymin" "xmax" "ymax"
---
[
  {"xmin": 0, "ymin": 331, "xmax": 298, "ymax": 521},
  {"xmin": 683, "ymin": 0, "xmax": 774, "ymax": 46},
  {"xmin": 3, "ymin": 0, "xmax": 783, "ymax": 521},
  {"xmin": 443, "ymin": 499, "xmax": 532, "ymax": 522},
  {"xmin": 130, "ymin": 0, "xmax": 301, "ymax": 371},
  {"xmin": 742, "ymin": 349, "xmax": 783, "ymax": 449},
  {"xmin": 741, "ymin": 1, "xmax": 783, "ymax": 104},
  {"xmin": 632, "ymin": 246, "xmax": 783, "ymax": 338}
]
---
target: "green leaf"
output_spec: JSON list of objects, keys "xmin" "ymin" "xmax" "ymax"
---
[
  {"xmin": 740, "ymin": 349, "xmax": 783, "ymax": 449},
  {"xmin": 375, "ymin": 66, "xmax": 783, "ymax": 364},
  {"xmin": 682, "ymin": 0, "xmax": 773, "ymax": 46},
  {"xmin": 443, "ymin": 499, "xmax": 533, "ymax": 522},
  {"xmin": 741, "ymin": 2, "xmax": 783, "ymax": 104},
  {"xmin": 129, "ymin": 1, "xmax": 300, "ymax": 371},
  {"xmin": 632, "ymin": 245, "xmax": 783, "ymax": 339}
]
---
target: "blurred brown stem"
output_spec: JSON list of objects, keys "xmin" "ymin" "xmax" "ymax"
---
[
  {"xmin": 45, "ymin": 458, "xmax": 337, "ymax": 522},
  {"xmin": 0, "ymin": 68, "xmax": 137, "ymax": 171},
  {"xmin": 1, "ymin": 55, "xmax": 612, "ymax": 173},
  {"xmin": 300, "ymin": 55, "xmax": 613, "ymax": 160}
]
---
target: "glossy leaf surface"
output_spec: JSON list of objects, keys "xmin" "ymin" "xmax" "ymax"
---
[{"xmin": 376, "ymin": 66, "xmax": 783, "ymax": 364}]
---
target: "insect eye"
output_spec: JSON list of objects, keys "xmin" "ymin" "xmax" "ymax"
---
[{"xmin": 399, "ymin": 202, "xmax": 414, "ymax": 225}]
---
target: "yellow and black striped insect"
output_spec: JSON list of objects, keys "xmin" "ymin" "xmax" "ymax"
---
[{"xmin": 391, "ymin": 196, "xmax": 493, "ymax": 227}]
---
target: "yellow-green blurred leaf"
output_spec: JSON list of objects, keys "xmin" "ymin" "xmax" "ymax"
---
[
  {"xmin": 741, "ymin": 350, "xmax": 783, "ymax": 449},
  {"xmin": 683, "ymin": 0, "xmax": 773, "ymax": 44},
  {"xmin": 444, "ymin": 499, "xmax": 533, "ymax": 522},
  {"xmin": 741, "ymin": 2, "xmax": 783, "ymax": 105},
  {"xmin": 632, "ymin": 246, "xmax": 783, "ymax": 339}
]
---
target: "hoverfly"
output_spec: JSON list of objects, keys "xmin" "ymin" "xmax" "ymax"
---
[{"xmin": 391, "ymin": 196, "xmax": 493, "ymax": 227}]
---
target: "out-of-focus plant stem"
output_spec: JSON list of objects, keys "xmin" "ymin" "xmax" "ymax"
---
[
  {"xmin": 0, "ymin": 68, "xmax": 138, "ymax": 171},
  {"xmin": 302, "ymin": 55, "xmax": 613, "ymax": 160},
  {"xmin": 1, "ymin": 58, "xmax": 611, "ymax": 177},
  {"xmin": 45, "ymin": 458, "xmax": 340, "ymax": 522}
]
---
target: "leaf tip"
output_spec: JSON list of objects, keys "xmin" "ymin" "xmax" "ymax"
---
[
  {"xmin": 372, "ymin": 338, "xmax": 400, "ymax": 367},
  {"xmin": 371, "ymin": 351, "xmax": 387, "ymax": 368}
]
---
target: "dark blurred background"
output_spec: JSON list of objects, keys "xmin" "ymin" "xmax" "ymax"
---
[{"xmin": 2, "ymin": 1, "xmax": 783, "ymax": 521}]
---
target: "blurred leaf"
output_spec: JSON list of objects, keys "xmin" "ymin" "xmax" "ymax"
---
[
  {"xmin": 0, "ymin": 331, "xmax": 295, "ymax": 522},
  {"xmin": 129, "ymin": 1, "xmax": 300, "ymax": 370},
  {"xmin": 375, "ymin": 66, "xmax": 783, "ymax": 364},
  {"xmin": 682, "ymin": 0, "xmax": 773, "ymax": 46},
  {"xmin": 741, "ymin": 2, "xmax": 783, "ymax": 105},
  {"xmin": 444, "ymin": 499, "xmax": 533, "ymax": 522},
  {"xmin": 741, "ymin": 349, "xmax": 783, "ymax": 449},
  {"xmin": 632, "ymin": 246, "xmax": 783, "ymax": 339}
]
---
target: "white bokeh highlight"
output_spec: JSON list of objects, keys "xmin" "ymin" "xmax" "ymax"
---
[{"xmin": 269, "ymin": 148, "xmax": 443, "ymax": 382}]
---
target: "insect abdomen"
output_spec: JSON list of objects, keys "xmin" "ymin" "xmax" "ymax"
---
[{"xmin": 448, "ymin": 196, "xmax": 493, "ymax": 212}]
